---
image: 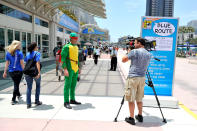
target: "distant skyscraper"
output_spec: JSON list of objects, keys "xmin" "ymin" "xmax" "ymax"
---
[
  {"xmin": 146, "ymin": 0, "xmax": 174, "ymax": 17},
  {"xmin": 187, "ymin": 20, "xmax": 197, "ymax": 34}
]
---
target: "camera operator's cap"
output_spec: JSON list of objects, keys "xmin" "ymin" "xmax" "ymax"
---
[{"xmin": 70, "ymin": 32, "xmax": 78, "ymax": 40}]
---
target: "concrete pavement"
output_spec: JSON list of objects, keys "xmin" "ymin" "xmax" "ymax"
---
[
  {"xmin": 0, "ymin": 49, "xmax": 197, "ymax": 131},
  {"xmin": 1, "ymin": 93, "xmax": 197, "ymax": 131}
]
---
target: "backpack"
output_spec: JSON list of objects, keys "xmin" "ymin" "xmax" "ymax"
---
[
  {"xmin": 56, "ymin": 49, "xmax": 61, "ymax": 62},
  {"xmin": 23, "ymin": 53, "xmax": 38, "ymax": 77}
]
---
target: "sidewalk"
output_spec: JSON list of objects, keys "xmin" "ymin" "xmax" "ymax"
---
[{"xmin": 0, "ymin": 50, "xmax": 197, "ymax": 131}]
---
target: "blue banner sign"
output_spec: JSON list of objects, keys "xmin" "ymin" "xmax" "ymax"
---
[
  {"xmin": 59, "ymin": 14, "xmax": 79, "ymax": 32},
  {"xmin": 141, "ymin": 17, "xmax": 179, "ymax": 96},
  {"xmin": 82, "ymin": 28, "xmax": 105, "ymax": 35}
]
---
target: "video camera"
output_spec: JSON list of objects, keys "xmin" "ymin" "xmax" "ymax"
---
[{"xmin": 127, "ymin": 37, "xmax": 156, "ymax": 51}]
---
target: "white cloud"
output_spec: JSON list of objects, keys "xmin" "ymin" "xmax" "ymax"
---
[{"xmin": 124, "ymin": 0, "xmax": 145, "ymax": 13}]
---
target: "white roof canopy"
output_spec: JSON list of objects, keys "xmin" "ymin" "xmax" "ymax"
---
[{"xmin": 43, "ymin": 0, "xmax": 106, "ymax": 18}]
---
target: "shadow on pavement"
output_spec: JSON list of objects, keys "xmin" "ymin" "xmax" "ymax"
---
[
  {"xmin": 33, "ymin": 104, "xmax": 55, "ymax": 110},
  {"xmin": 135, "ymin": 116, "xmax": 167, "ymax": 127},
  {"xmin": 72, "ymin": 103, "xmax": 95, "ymax": 110},
  {"xmin": 18, "ymin": 99, "xmax": 26, "ymax": 104},
  {"xmin": 0, "ymin": 98, "xmax": 4, "ymax": 101},
  {"xmin": 78, "ymin": 79, "xmax": 91, "ymax": 82}
]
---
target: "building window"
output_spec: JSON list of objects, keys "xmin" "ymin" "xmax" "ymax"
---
[
  {"xmin": 8, "ymin": 29, "xmax": 13, "ymax": 45},
  {"xmin": 22, "ymin": 32, "xmax": 27, "ymax": 55},
  {"xmin": 57, "ymin": 27, "xmax": 63, "ymax": 32},
  {"xmin": 0, "ymin": 28, "xmax": 5, "ymax": 63},
  {"xmin": 66, "ymin": 30, "xmax": 71, "ymax": 34},
  {"xmin": 42, "ymin": 34, "xmax": 49, "ymax": 58},
  {"xmin": 35, "ymin": 18, "xmax": 49, "ymax": 28},
  {"xmin": 57, "ymin": 37, "xmax": 62, "ymax": 43},
  {"xmin": 27, "ymin": 33, "xmax": 31, "ymax": 46},
  {"xmin": 14, "ymin": 31, "xmax": 20, "ymax": 41},
  {"xmin": 35, "ymin": 34, "xmax": 41, "ymax": 51},
  {"xmin": 0, "ymin": 4, "xmax": 32, "ymax": 23}
]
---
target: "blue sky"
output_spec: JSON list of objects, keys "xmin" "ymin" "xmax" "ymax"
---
[{"xmin": 95, "ymin": 0, "xmax": 197, "ymax": 42}]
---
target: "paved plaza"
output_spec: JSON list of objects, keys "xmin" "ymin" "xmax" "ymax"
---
[{"xmin": 0, "ymin": 51, "xmax": 197, "ymax": 131}]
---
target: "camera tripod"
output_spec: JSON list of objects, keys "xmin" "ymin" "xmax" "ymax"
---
[{"xmin": 114, "ymin": 69, "xmax": 167, "ymax": 123}]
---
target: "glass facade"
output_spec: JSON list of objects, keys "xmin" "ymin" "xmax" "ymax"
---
[
  {"xmin": 35, "ymin": 17, "xmax": 49, "ymax": 28},
  {"xmin": 0, "ymin": 4, "xmax": 78, "ymax": 63},
  {"xmin": 22, "ymin": 32, "xmax": 26, "ymax": 55},
  {"xmin": 0, "ymin": 28, "xmax": 5, "ymax": 63},
  {"xmin": 42, "ymin": 34, "xmax": 49, "ymax": 58},
  {"xmin": 14, "ymin": 31, "xmax": 20, "ymax": 41},
  {"xmin": 8, "ymin": 29, "xmax": 13, "ymax": 45},
  {"xmin": 27, "ymin": 33, "xmax": 31, "ymax": 46},
  {"xmin": 0, "ymin": 4, "xmax": 32, "ymax": 23},
  {"xmin": 57, "ymin": 26, "xmax": 63, "ymax": 32},
  {"xmin": 66, "ymin": 30, "xmax": 71, "ymax": 34},
  {"xmin": 146, "ymin": 0, "xmax": 174, "ymax": 17},
  {"xmin": 35, "ymin": 34, "xmax": 41, "ymax": 51}
]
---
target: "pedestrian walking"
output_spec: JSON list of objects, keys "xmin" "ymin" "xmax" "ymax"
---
[
  {"xmin": 56, "ymin": 42, "xmax": 63, "ymax": 81},
  {"xmin": 93, "ymin": 46, "xmax": 100, "ymax": 65},
  {"xmin": 24, "ymin": 42, "xmax": 42, "ymax": 109},
  {"xmin": 3, "ymin": 40, "xmax": 24, "ymax": 105},
  {"xmin": 54, "ymin": 42, "xmax": 62, "ymax": 76},
  {"xmin": 78, "ymin": 45, "xmax": 84, "ymax": 81},
  {"xmin": 109, "ymin": 46, "xmax": 117, "ymax": 71},
  {"xmin": 122, "ymin": 37, "xmax": 151, "ymax": 125},
  {"xmin": 83, "ymin": 46, "xmax": 87, "ymax": 62},
  {"xmin": 61, "ymin": 32, "xmax": 81, "ymax": 109},
  {"xmin": 88, "ymin": 46, "xmax": 92, "ymax": 58}
]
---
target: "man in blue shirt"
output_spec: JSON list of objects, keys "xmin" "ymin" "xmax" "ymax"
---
[{"xmin": 122, "ymin": 37, "xmax": 151, "ymax": 125}]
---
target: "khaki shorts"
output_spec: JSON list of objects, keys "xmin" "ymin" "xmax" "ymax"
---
[{"xmin": 125, "ymin": 77, "xmax": 145, "ymax": 102}]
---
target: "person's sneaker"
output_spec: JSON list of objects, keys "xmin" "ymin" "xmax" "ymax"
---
[
  {"xmin": 11, "ymin": 100, "xmax": 18, "ymax": 105},
  {"xmin": 35, "ymin": 101, "xmax": 42, "ymax": 106},
  {"xmin": 70, "ymin": 100, "xmax": 81, "ymax": 105},
  {"xmin": 125, "ymin": 117, "xmax": 135, "ymax": 125},
  {"xmin": 64, "ymin": 102, "xmax": 72, "ymax": 109},
  {"xmin": 27, "ymin": 104, "xmax": 31, "ymax": 109},
  {"xmin": 135, "ymin": 114, "xmax": 143, "ymax": 122}
]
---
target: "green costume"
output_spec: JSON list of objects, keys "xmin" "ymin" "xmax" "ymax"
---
[{"xmin": 61, "ymin": 33, "xmax": 79, "ymax": 103}]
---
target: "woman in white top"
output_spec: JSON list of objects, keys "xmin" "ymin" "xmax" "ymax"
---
[
  {"xmin": 109, "ymin": 46, "xmax": 118, "ymax": 71},
  {"xmin": 93, "ymin": 46, "xmax": 100, "ymax": 65}
]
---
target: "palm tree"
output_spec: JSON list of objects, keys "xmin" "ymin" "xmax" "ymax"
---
[
  {"xmin": 178, "ymin": 26, "xmax": 195, "ymax": 57},
  {"xmin": 178, "ymin": 26, "xmax": 195, "ymax": 33}
]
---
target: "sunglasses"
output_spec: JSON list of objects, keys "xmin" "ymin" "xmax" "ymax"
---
[{"xmin": 70, "ymin": 37, "xmax": 78, "ymax": 40}]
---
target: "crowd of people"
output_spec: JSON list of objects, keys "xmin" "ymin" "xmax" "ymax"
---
[{"xmin": 2, "ymin": 33, "xmax": 151, "ymax": 126}]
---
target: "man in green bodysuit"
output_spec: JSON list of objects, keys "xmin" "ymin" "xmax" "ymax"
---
[{"xmin": 61, "ymin": 32, "xmax": 81, "ymax": 109}]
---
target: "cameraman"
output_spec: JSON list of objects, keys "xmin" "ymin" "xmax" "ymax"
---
[{"xmin": 122, "ymin": 37, "xmax": 151, "ymax": 125}]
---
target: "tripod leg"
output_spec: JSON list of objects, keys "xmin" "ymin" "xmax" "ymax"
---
[
  {"xmin": 114, "ymin": 96, "xmax": 125, "ymax": 122},
  {"xmin": 146, "ymin": 70, "xmax": 167, "ymax": 123},
  {"xmin": 151, "ymin": 87, "xmax": 167, "ymax": 123}
]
